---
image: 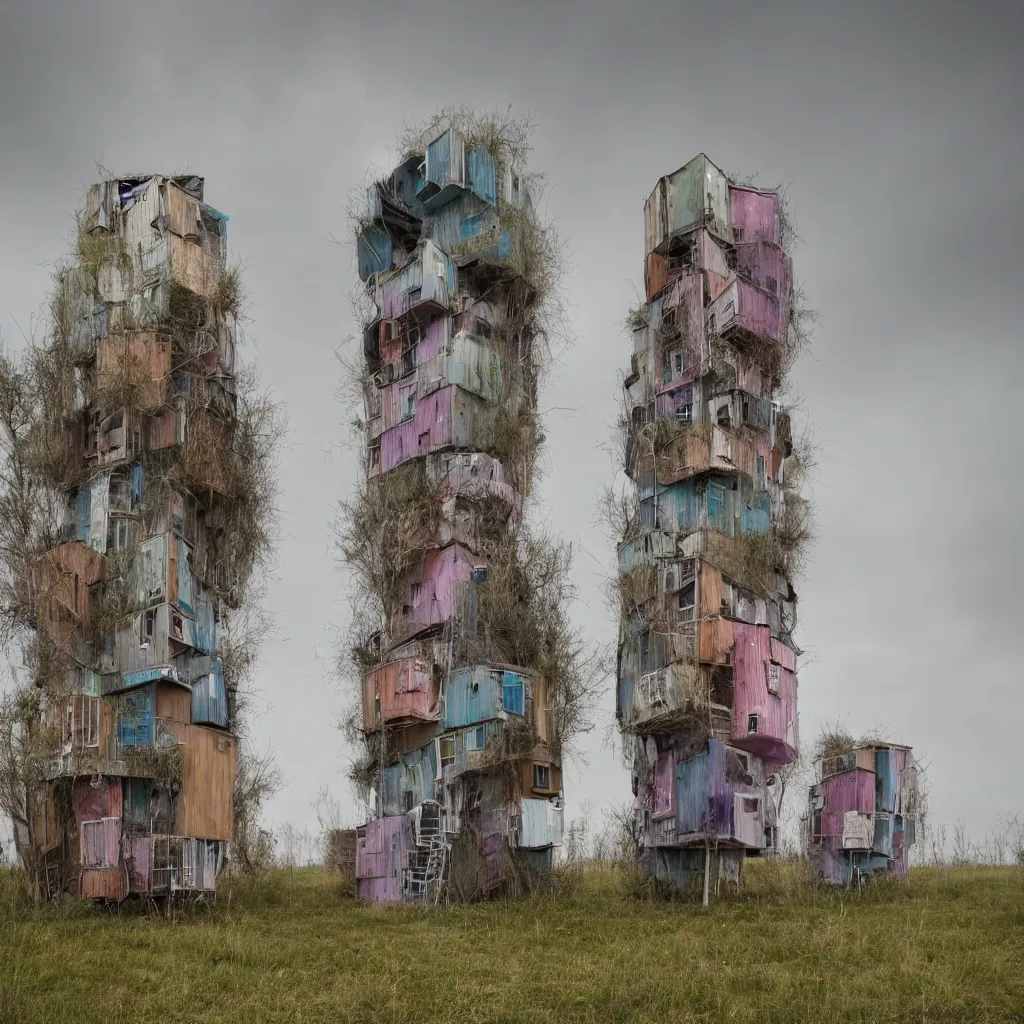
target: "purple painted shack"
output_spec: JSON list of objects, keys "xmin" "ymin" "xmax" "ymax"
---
[
  {"xmin": 355, "ymin": 814, "xmax": 416, "ymax": 903},
  {"xmin": 644, "ymin": 739, "xmax": 766, "ymax": 851},
  {"xmin": 808, "ymin": 743, "xmax": 918, "ymax": 886},
  {"xmin": 370, "ymin": 385, "xmax": 495, "ymax": 477}
]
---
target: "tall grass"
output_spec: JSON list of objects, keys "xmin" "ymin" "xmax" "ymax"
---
[{"xmin": 1, "ymin": 862, "xmax": 1022, "ymax": 1023}]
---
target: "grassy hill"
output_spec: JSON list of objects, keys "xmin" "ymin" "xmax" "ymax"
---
[{"xmin": 2, "ymin": 863, "xmax": 1022, "ymax": 1022}]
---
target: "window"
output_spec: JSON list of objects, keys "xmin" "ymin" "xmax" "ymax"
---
[
  {"xmin": 402, "ymin": 791, "xmax": 414, "ymax": 812},
  {"xmin": 140, "ymin": 609, "xmax": 156, "ymax": 647},
  {"xmin": 439, "ymin": 736, "xmax": 455, "ymax": 767},
  {"xmin": 663, "ymin": 569, "xmax": 676, "ymax": 593},
  {"xmin": 400, "ymin": 386, "xmax": 415, "ymax": 421},
  {"xmin": 533, "ymin": 763, "xmax": 551, "ymax": 791},
  {"xmin": 674, "ymin": 385, "xmax": 693, "ymax": 424},
  {"xmin": 717, "ymin": 403, "xmax": 731, "ymax": 428},
  {"xmin": 402, "ymin": 343, "xmax": 418, "ymax": 375},
  {"xmin": 707, "ymin": 482, "xmax": 726, "ymax": 520},
  {"xmin": 756, "ymin": 455, "xmax": 766, "ymax": 492},
  {"xmin": 733, "ymin": 227, "xmax": 745, "ymax": 243},
  {"xmin": 742, "ymin": 797, "xmax": 760, "ymax": 814},
  {"xmin": 677, "ymin": 581, "xmax": 695, "ymax": 618},
  {"xmin": 667, "ymin": 241, "xmax": 693, "ymax": 271},
  {"xmin": 502, "ymin": 673, "xmax": 524, "ymax": 716},
  {"xmin": 767, "ymin": 662, "xmax": 781, "ymax": 696},
  {"xmin": 172, "ymin": 612, "xmax": 184, "ymax": 641},
  {"xmin": 107, "ymin": 517, "xmax": 130, "ymax": 551},
  {"xmin": 369, "ymin": 445, "xmax": 380, "ymax": 470},
  {"xmin": 747, "ymin": 713, "xmax": 759, "ymax": 734}
]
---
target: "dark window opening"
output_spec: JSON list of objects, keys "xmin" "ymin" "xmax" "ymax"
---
[
  {"xmin": 747, "ymin": 713, "xmax": 759, "ymax": 733},
  {"xmin": 533, "ymin": 763, "xmax": 551, "ymax": 791},
  {"xmin": 717, "ymin": 403, "xmax": 731, "ymax": 428},
  {"xmin": 667, "ymin": 239, "xmax": 694, "ymax": 271}
]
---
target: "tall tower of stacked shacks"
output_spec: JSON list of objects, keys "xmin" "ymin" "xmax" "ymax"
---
[
  {"xmin": 344, "ymin": 112, "xmax": 576, "ymax": 903},
  {"xmin": 9, "ymin": 174, "xmax": 261, "ymax": 901},
  {"xmin": 807, "ymin": 739, "xmax": 918, "ymax": 884},
  {"xmin": 614, "ymin": 156, "xmax": 810, "ymax": 895}
]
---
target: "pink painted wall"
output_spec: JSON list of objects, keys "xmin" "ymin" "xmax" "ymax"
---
[
  {"xmin": 74, "ymin": 776, "xmax": 122, "ymax": 824},
  {"xmin": 735, "ymin": 243, "xmax": 791, "ymax": 306},
  {"xmin": 731, "ymin": 624, "xmax": 798, "ymax": 765},
  {"xmin": 653, "ymin": 751, "xmax": 674, "ymax": 816},
  {"xmin": 376, "ymin": 386, "xmax": 455, "ymax": 475},
  {"xmin": 438, "ymin": 454, "xmax": 521, "ymax": 515},
  {"xmin": 391, "ymin": 543, "xmax": 475, "ymax": 640},
  {"xmin": 735, "ymin": 279, "xmax": 786, "ymax": 343},
  {"xmin": 655, "ymin": 369, "xmax": 699, "ymax": 417},
  {"xmin": 729, "ymin": 187, "xmax": 780, "ymax": 245},
  {"xmin": 819, "ymin": 769, "xmax": 875, "ymax": 837},
  {"xmin": 355, "ymin": 815, "xmax": 415, "ymax": 904},
  {"xmin": 381, "ymin": 316, "xmax": 448, "ymax": 368}
]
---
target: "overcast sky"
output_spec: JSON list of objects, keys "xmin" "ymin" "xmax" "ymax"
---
[{"xmin": 1, "ymin": 0, "xmax": 1021, "ymax": 854}]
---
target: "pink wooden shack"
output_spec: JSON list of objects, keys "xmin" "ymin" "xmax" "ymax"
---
[
  {"xmin": 730, "ymin": 624, "xmax": 798, "ymax": 766},
  {"xmin": 355, "ymin": 815, "xmax": 415, "ymax": 903},
  {"xmin": 370, "ymin": 385, "xmax": 494, "ymax": 477},
  {"xmin": 729, "ymin": 186, "xmax": 780, "ymax": 245},
  {"xmin": 391, "ymin": 543, "xmax": 478, "ymax": 643}
]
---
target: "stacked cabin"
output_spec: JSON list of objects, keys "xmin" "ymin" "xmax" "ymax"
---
[
  {"xmin": 808, "ymin": 742, "xmax": 918, "ymax": 884},
  {"xmin": 25, "ymin": 174, "xmax": 248, "ymax": 901},
  {"xmin": 347, "ymin": 116, "xmax": 566, "ymax": 903},
  {"xmin": 616, "ymin": 155, "xmax": 808, "ymax": 894}
]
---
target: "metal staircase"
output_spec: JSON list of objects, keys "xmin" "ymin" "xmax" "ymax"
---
[{"xmin": 402, "ymin": 800, "xmax": 449, "ymax": 902}]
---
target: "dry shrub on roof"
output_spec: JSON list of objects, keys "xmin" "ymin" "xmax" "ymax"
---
[
  {"xmin": 397, "ymin": 106, "xmax": 536, "ymax": 178},
  {"xmin": 813, "ymin": 723, "xmax": 856, "ymax": 762}
]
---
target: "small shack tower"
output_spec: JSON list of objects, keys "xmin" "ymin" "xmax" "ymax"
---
[
  {"xmin": 614, "ymin": 156, "xmax": 809, "ymax": 895},
  {"xmin": 808, "ymin": 741, "xmax": 919, "ymax": 883}
]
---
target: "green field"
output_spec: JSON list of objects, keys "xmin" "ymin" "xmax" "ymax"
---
[{"xmin": 2, "ymin": 864, "xmax": 1022, "ymax": 1023}]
